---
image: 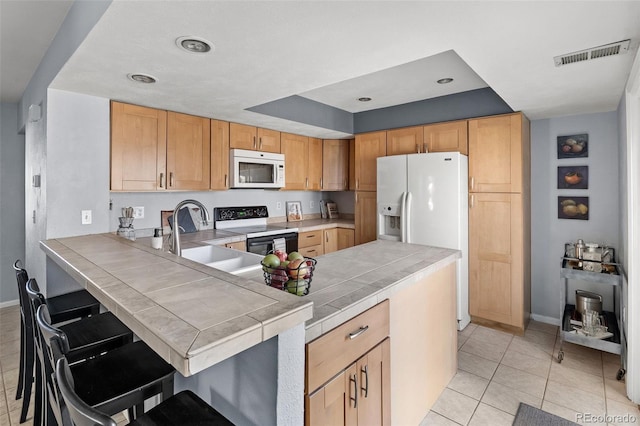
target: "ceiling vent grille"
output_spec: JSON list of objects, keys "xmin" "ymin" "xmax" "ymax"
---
[{"xmin": 554, "ymin": 39, "xmax": 630, "ymax": 67}]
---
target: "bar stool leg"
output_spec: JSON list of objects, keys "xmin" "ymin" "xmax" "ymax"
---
[
  {"xmin": 19, "ymin": 337, "xmax": 35, "ymax": 423},
  {"xmin": 15, "ymin": 319, "xmax": 25, "ymax": 400}
]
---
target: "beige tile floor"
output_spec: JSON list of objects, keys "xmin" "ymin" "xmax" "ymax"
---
[
  {"xmin": 2, "ymin": 303, "xmax": 639, "ymax": 426},
  {"xmin": 422, "ymin": 321, "xmax": 640, "ymax": 426}
]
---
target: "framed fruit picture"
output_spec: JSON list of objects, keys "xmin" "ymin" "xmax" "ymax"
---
[
  {"xmin": 557, "ymin": 166, "xmax": 588, "ymax": 189},
  {"xmin": 558, "ymin": 196, "xmax": 589, "ymax": 220},
  {"xmin": 557, "ymin": 133, "xmax": 588, "ymax": 158}
]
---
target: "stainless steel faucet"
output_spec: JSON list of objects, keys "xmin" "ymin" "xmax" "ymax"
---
[{"xmin": 170, "ymin": 199, "xmax": 210, "ymax": 256}]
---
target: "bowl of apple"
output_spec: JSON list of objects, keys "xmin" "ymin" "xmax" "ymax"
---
[{"xmin": 261, "ymin": 250, "xmax": 316, "ymax": 296}]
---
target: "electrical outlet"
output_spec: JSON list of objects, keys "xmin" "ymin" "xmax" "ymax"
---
[
  {"xmin": 310, "ymin": 200, "xmax": 316, "ymax": 209},
  {"xmin": 133, "ymin": 206, "xmax": 144, "ymax": 219},
  {"xmin": 276, "ymin": 202, "xmax": 282, "ymax": 210},
  {"xmin": 81, "ymin": 210, "xmax": 92, "ymax": 225}
]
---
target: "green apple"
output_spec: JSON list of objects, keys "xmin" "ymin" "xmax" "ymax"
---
[
  {"xmin": 262, "ymin": 253, "xmax": 280, "ymax": 272},
  {"xmin": 285, "ymin": 279, "xmax": 308, "ymax": 296},
  {"xmin": 287, "ymin": 251, "xmax": 304, "ymax": 261}
]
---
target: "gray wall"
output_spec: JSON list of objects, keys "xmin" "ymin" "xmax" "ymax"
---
[
  {"xmin": 530, "ymin": 111, "xmax": 620, "ymax": 321},
  {"xmin": 0, "ymin": 103, "xmax": 25, "ymax": 304}
]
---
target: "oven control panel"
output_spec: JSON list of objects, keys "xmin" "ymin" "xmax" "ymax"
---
[{"xmin": 214, "ymin": 206, "xmax": 269, "ymax": 222}]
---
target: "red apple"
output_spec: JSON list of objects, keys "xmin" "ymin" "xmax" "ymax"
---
[
  {"xmin": 287, "ymin": 258, "xmax": 309, "ymax": 279},
  {"xmin": 274, "ymin": 250, "xmax": 288, "ymax": 263}
]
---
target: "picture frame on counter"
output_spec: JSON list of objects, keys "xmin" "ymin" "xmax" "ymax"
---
[
  {"xmin": 558, "ymin": 196, "xmax": 589, "ymax": 220},
  {"xmin": 557, "ymin": 165, "xmax": 589, "ymax": 189},
  {"xmin": 557, "ymin": 133, "xmax": 588, "ymax": 158},
  {"xmin": 286, "ymin": 201, "xmax": 303, "ymax": 222}
]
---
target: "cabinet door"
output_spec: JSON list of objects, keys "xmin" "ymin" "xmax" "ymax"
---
[
  {"xmin": 308, "ymin": 137, "xmax": 323, "ymax": 190},
  {"xmin": 307, "ymin": 370, "xmax": 349, "ymax": 426},
  {"xmin": 349, "ymin": 139, "xmax": 356, "ymax": 191},
  {"xmin": 167, "ymin": 112, "xmax": 210, "ymax": 190},
  {"xmin": 355, "ymin": 191, "xmax": 377, "ymax": 245},
  {"xmin": 355, "ymin": 132, "xmax": 386, "ymax": 191},
  {"xmin": 210, "ymin": 119, "xmax": 230, "ymax": 190},
  {"xmin": 324, "ymin": 228, "xmax": 338, "ymax": 254},
  {"xmin": 387, "ymin": 126, "xmax": 423, "ymax": 156},
  {"xmin": 257, "ymin": 127, "xmax": 281, "ymax": 153},
  {"xmin": 229, "ymin": 122, "xmax": 257, "ymax": 150},
  {"xmin": 337, "ymin": 228, "xmax": 355, "ymax": 251},
  {"xmin": 468, "ymin": 114, "xmax": 523, "ymax": 193},
  {"xmin": 281, "ymin": 133, "xmax": 309, "ymax": 190},
  {"xmin": 344, "ymin": 341, "xmax": 390, "ymax": 426},
  {"xmin": 469, "ymin": 192, "xmax": 524, "ymax": 327},
  {"xmin": 424, "ymin": 120, "xmax": 468, "ymax": 155},
  {"xmin": 322, "ymin": 139, "xmax": 349, "ymax": 191},
  {"xmin": 111, "ymin": 102, "xmax": 167, "ymax": 191}
]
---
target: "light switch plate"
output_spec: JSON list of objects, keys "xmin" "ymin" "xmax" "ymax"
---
[{"xmin": 81, "ymin": 210, "xmax": 92, "ymax": 225}]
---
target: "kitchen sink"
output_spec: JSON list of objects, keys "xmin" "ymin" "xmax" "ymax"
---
[{"xmin": 181, "ymin": 245, "xmax": 263, "ymax": 275}]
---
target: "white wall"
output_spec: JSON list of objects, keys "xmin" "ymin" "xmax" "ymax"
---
[
  {"xmin": 0, "ymin": 103, "xmax": 25, "ymax": 304},
  {"xmin": 531, "ymin": 112, "xmax": 620, "ymax": 321}
]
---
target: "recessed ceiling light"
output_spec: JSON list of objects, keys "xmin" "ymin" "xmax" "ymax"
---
[
  {"xmin": 437, "ymin": 78, "xmax": 454, "ymax": 84},
  {"xmin": 358, "ymin": 97, "xmax": 372, "ymax": 102},
  {"xmin": 127, "ymin": 73, "xmax": 157, "ymax": 84},
  {"xmin": 176, "ymin": 36, "xmax": 213, "ymax": 53}
]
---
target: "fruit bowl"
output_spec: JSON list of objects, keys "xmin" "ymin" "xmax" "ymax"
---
[{"xmin": 261, "ymin": 257, "xmax": 316, "ymax": 296}]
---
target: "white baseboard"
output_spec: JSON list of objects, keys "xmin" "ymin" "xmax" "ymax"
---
[
  {"xmin": 0, "ymin": 299, "xmax": 19, "ymax": 309},
  {"xmin": 530, "ymin": 313, "xmax": 561, "ymax": 326}
]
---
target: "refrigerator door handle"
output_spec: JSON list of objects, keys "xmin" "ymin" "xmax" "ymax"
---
[
  {"xmin": 405, "ymin": 192, "xmax": 413, "ymax": 244},
  {"xmin": 400, "ymin": 192, "xmax": 407, "ymax": 243}
]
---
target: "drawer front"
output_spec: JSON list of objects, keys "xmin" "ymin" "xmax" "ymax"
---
[
  {"xmin": 299, "ymin": 231, "xmax": 323, "ymax": 248},
  {"xmin": 299, "ymin": 245, "xmax": 323, "ymax": 257},
  {"xmin": 306, "ymin": 300, "xmax": 389, "ymax": 393}
]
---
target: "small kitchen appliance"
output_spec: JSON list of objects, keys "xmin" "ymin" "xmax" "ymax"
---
[
  {"xmin": 575, "ymin": 289, "xmax": 603, "ymax": 314},
  {"xmin": 213, "ymin": 206, "xmax": 298, "ymax": 255},
  {"xmin": 116, "ymin": 216, "xmax": 135, "ymax": 241},
  {"xmin": 229, "ymin": 149, "xmax": 285, "ymax": 189}
]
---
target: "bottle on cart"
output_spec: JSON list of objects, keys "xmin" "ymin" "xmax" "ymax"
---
[{"xmin": 575, "ymin": 239, "xmax": 585, "ymax": 259}]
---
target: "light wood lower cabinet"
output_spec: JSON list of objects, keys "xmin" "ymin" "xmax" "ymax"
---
[
  {"xmin": 298, "ymin": 230, "xmax": 324, "ymax": 257},
  {"xmin": 355, "ymin": 191, "xmax": 378, "ymax": 245},
  {"xmin": 337, "ymin": 228, "xmax": 355, "ymax": 251},
  {"xmin": 224, "ymin": 241, "xmax": 246, "ymax": 251},
  {"xmin": 323, "ymin": 228, "xmax": 338, "ymax": 254},
  {"xmin": 306, "ymin": 301, "xmax": 390, "ymax": 426}
]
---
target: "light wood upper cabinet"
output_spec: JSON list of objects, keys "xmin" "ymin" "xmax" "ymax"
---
[
  {"xmin": 387, "ymin": 126, "xmax": 424, "ymax": 156},
  {"xmin": 308, "ymin": 137, "xmax": 323, "ymax": 191},
  {"xmin": 354, "ymin": 131, "xmax": 386, "ymax": 192},
  {"xmin": 210, "ymin": 119, "xmax": 230, "ymax": 190},
  {"xmin": 322, "ymin": 139, "xmax": 350, "ymax": 191},
  {"xmin": 111, "ymin": 102, "xmax": 167, "ymax": 191},
  {"xmin": 424, "ymin": 120, "xmax": 468, "ymax": 155},
  {"xmin": 281, "ymin": 133, "xmax": 309, "ymax": 190},
  {"xmin": 166, "ymin": 111, "xmax": 210, "ymax": 190},
  {"xmin": 468, "ymin": 113, "xmax": 527, "ymax": 193},
  {"xmin": 230, "ymin": 122, "xmax": 281, "ymax": 153},
  {"xmin": 355, "ymin": 191, "xmax": 378, "ymax": 245},
  {"xmin": 469, "ymin": 192, "xmax": 525, "ymax": 328},
  {"xmin": 111, "ymin": 102, "xmax": 210, "ymax": 192}
]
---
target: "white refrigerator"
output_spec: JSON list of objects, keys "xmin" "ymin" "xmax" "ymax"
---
[{"xmin": 377, "ymin": 152, "xmax": 469, "ymax": 330}]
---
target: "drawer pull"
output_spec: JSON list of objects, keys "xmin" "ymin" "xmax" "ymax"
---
[
  {"xmin": 361, "ymin": 365, "xmax": 369, "ymax": 397},
  {"xmin": 306, "ymin": 234, "xmax": 316, "ymax": 238},
  {"xmin": 350, "ymin": 373, "xmax": 358, "ymax": 408},
  {"xmin": 348, "ymin": 325, "xmax": 369, "ymax": 340}
]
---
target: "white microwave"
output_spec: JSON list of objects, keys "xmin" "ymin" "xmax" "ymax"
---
[{"xmin": 229, "ymin": 149, "xmax": 285, "ymax": 189}]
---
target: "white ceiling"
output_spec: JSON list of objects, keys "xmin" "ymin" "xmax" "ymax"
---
[{"xmin": 2, "ymin": 1, "xmax": 640, "ymax": 139}]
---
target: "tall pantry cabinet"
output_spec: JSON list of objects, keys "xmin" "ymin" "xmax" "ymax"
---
[
  {"xmin": 353, "ymin": 131, "xmax": 386, "ymax": 245},
  {"xmin": 468, "ymin": 112, "xmax": 531, "ymax": 332}
]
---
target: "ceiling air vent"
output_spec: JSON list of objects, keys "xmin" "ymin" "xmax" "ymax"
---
[{"xmin": 554, "ymin": 39, "xmax": 631, "ymax": 67}]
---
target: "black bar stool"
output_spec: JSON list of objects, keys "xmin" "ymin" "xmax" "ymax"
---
[
  {"xmin": 13, "ymin": 260, "xmax": 101, "ymax": 424},
  {"xmin": 56, "ymin": 358, "xmax": 234, "ymax": 426},
  {"xmin": 25, "ymin": 279, "xmax": 134, "ymax": 425},
  {"xmin": 36, "ymin": 304, "xmax": 176, "ymax": 424}
]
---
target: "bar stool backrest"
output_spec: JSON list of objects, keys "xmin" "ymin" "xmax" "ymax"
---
[
  {"xmin": 55, "ymin": 358, "xmax": 117, "ymax": 426},
  {"xmin": 13, "ymin": 260, "xmax": 31, "ymax": 327}
]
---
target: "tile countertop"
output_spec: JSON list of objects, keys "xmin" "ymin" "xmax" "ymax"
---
[
  {"xmin": 40, "ymin": 233, "xmax": 313, "ymax": 377},
  {"xmin": 238, "ymin": 239, "xmax": 461, "ymax": 343},
  {"xmin": 41, "ymin": 232, "xmax": 458, "ymax": 376}
]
